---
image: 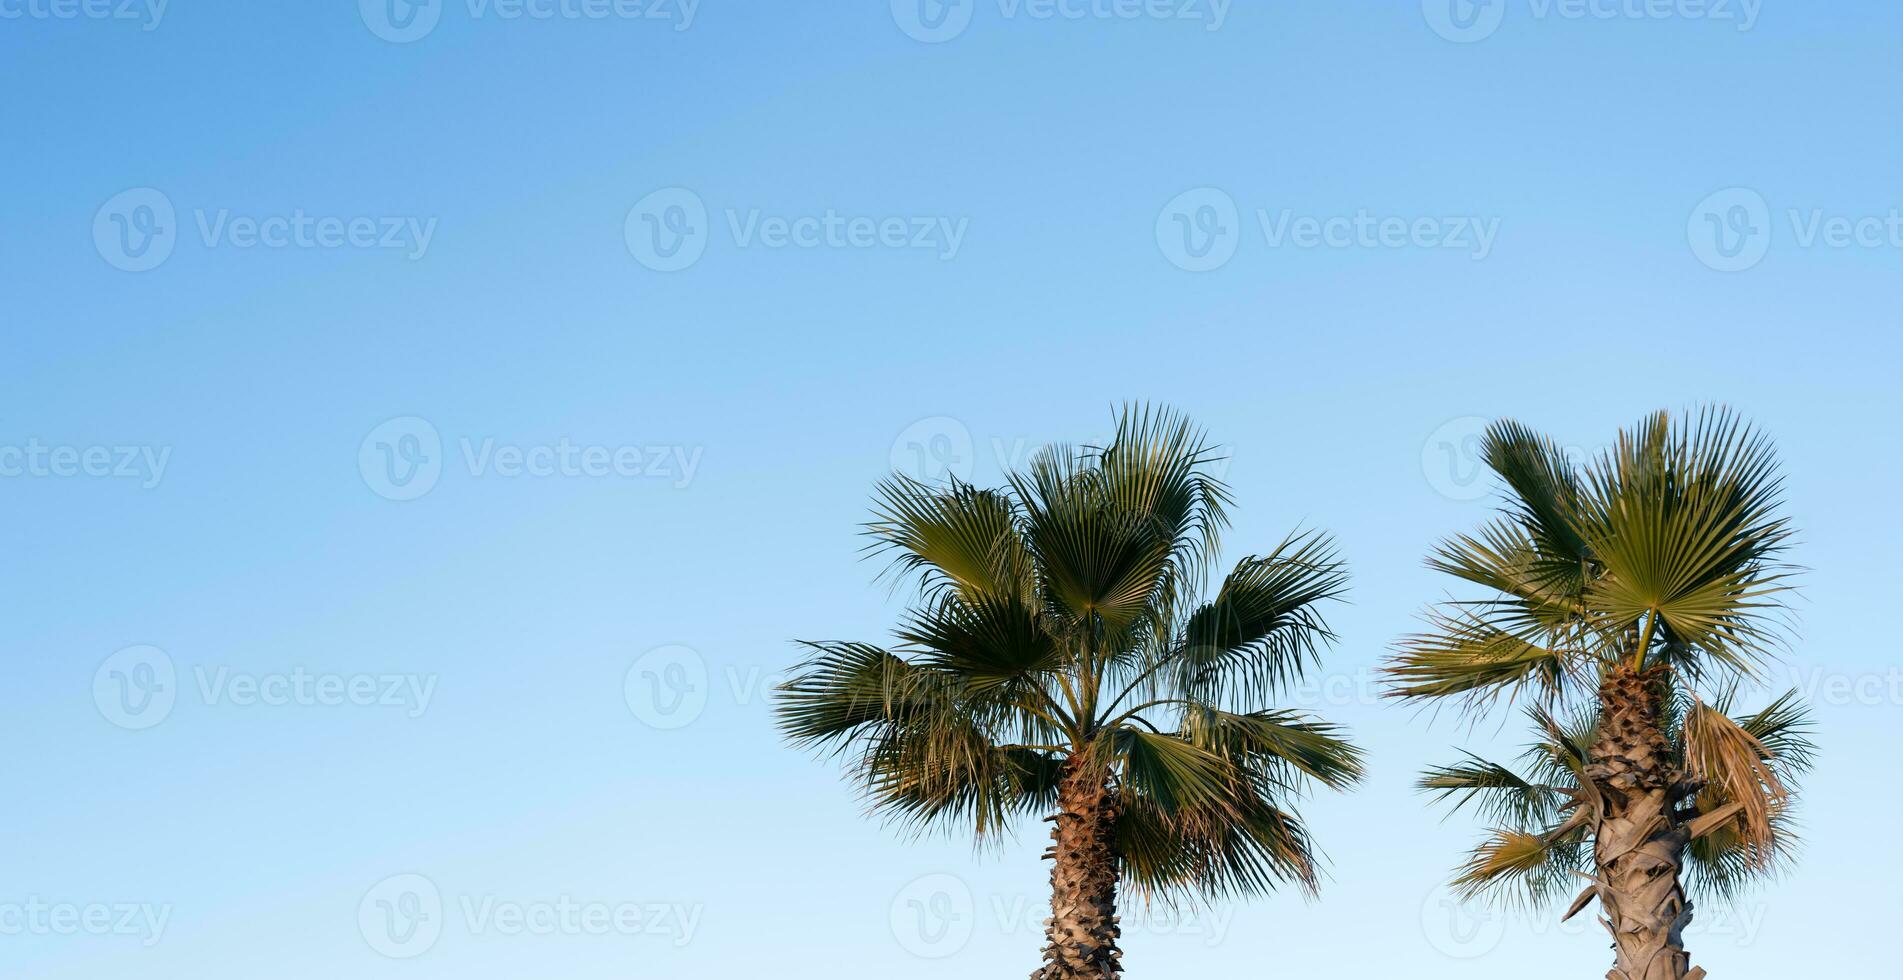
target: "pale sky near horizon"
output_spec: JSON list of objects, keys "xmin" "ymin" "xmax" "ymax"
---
[{"xmin": 3, "ymin": 2, "xmax": 1900, "ymax": 977}]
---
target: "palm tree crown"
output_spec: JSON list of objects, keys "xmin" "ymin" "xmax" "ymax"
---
[
  {"xmin": 776, "ymin": 407, "xmax": 1364, "ymax": 912},
  {"xmin": 1384, "ymin": 408, "xmax": 1814, "ymax": 979}
]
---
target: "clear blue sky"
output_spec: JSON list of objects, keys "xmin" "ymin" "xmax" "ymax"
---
[{"xmin": 3, "ymin": 3, "xmax": 1899, "ymax": 978}]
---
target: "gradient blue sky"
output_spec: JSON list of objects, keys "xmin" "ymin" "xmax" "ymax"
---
[{"xmin": 3, "ymin": 2, "xmax": 1899, "ymax": 977}]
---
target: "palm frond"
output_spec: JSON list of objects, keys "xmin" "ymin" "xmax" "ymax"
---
[
  {"xmin": 1170, "ymin": 531, "xmax": 1348, "ymax": 703},
  {"xmin": 1386, "ymin": 606, "xmax": 1570, "ymax": 707},
  {"xmin": 1574, "ymin": 407, "xmax": 1795, "ymax": 677},
  {"xmin": 1090, "ymin": 403, "xmax": 1233, "ymax": 596},
  {"xmin": 1478, "ymin": 419, "xmax": 1594, "ymax": 590},
  {"xmin": 1179, "ymin": 705, "xmax": 1366, "ymax": 792},
  {"xmin": 775, "ymin": 641, "xmax": 932, "ymax": 751},
  {"xmin": 866, "ymin": 475, "xmax": 1034, "ymax": 603},
  {"xmin": 1419, "ymin": 753, "xmax": 1566, "ymax": 828},
  {"xmin": 1011, "ymin": 444, "xmax": 1176, "ymax": 636},
  {"xmin": 1450, "ymin": 826, "xmax": 1588, "ymax": 908},
  {"xmin": 859, "ymin": 713, "xmax": 1061, "ymax": 840},
  {"xmin": 896, "ymin": 593, "xmax": 1067, "ymax": 697},
  {"xmin": 1118, "ymin": 792, "xmax": 1322, "ymax": 901},
  {"xmin": 1112, "ymin": 726, "xmax": 1241, "ymax": 817}
]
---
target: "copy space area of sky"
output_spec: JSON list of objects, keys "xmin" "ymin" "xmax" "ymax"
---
[{"xmin": 1, "ymin": 2, "xmax": 1899, "ymax": 978}]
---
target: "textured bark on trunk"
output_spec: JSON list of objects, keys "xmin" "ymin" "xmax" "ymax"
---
[
  {"xmin": 1585, "ymin": 664, "xmax": 1702, "ymax": 980},
  {"xmin": 1031, "ymin": 759, "xmax": 1121, "ymax": 980}
]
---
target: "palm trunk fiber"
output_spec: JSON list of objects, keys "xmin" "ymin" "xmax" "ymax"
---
[
  {"xmin": 1031, "ymin": 759, "xmax": 1121, "ymax": 980},
  {"xmin": 1586, "ymin": 664, "xmax": 1702, "ymax": 980}
]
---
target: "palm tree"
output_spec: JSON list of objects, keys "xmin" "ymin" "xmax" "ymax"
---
[
  {"xmin": 1385, "ymin": 409, "xmax": 1815, "ymax": 980},
  {"xmin": 776, "ymin": 406, "xmax": 1364, "ymax": 980}
]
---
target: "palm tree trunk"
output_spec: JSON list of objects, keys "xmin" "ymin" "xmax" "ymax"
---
[
  {"xmin": 1032, "ymin": 759, "xmax": 1121, "ymax": 980},
  {"xmin": 1586, "ymin": 664, "xmax": 1702, "ymax": 980}
]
